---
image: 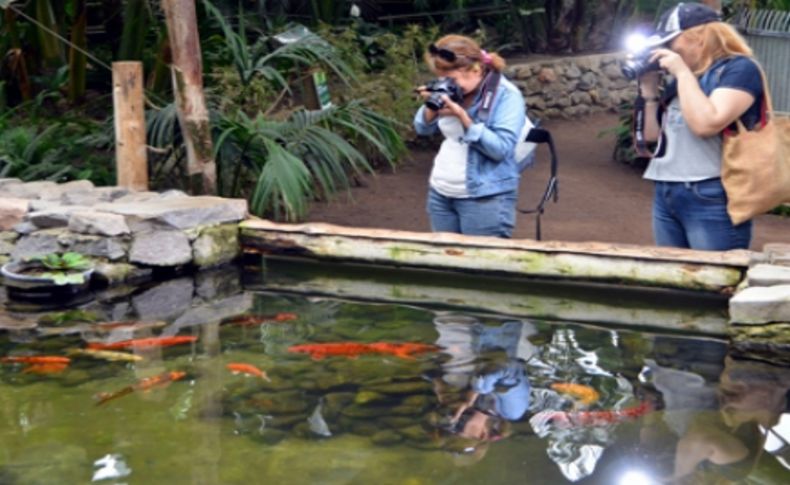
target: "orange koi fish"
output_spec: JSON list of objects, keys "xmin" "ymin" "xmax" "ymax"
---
[
  {"xmin": 539, "ymin": 401, "xmax": 653, "ymax": 429},
  {"xmin": 226, "ymin": 363, "xmax": 271, "ymax": 381},
  {"xmin": 1, "ymin": 356, "xmax": 71, "ymax": 365},
  {"xmin": 22, "ymin": 363, "xmax": 69, "ymax": 375},
  {"xmin": 95, "ymin": 371, "xmax": 187, "ymax": 406},
  {"xmin": 287, "ymin": 342, "xmax": 440, "ymax": 360},
  {"xmin": 87, "ymin": 336, "xmax": 198, "ymax": 350},
  {"xmin": 551, "ymin": 382, "xmax": 601, "ymax": 406},
  {"xmin": 223, "ymin": 312, "xmax": 298, "ymax": 326}
]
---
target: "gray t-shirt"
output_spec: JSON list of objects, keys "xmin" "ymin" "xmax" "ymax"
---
[
  {"xmin": 643, "ymin": 56, "xmax": 763, "ymax": 182},
  {"xmin": 643, "ymin": 96, "xmax": 723, "ymax": 182}
]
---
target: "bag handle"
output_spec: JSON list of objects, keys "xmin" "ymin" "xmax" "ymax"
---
[{"xmin": 731, "ymin": 61, "xmax": 772, "ymax": 135}]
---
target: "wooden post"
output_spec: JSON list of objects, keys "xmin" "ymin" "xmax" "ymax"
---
[
  {"xmin": 161, "ymin": 0, "xmax": 216, "ymax": 195},
  {"xmin": 112, "ymin": 61, "xmax": 148, "ymax": 191}
]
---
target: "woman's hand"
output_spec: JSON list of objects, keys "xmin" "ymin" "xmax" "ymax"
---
[
  {"xmin": 649, "ymin": 48, "xmax": 692, "ymax": 78},
  {"xmin": 438, "ymin": 95, "xmax": 473, "ymax": 128}
]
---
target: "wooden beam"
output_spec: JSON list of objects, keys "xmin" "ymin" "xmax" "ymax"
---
[
  {"xmin": 161, "ymin": 0, "xmax": 216, "ymax": 195},
  {"xmin": 112, "ymin": 61, "xmax": 148, "ymax": 191},
  {"xmin": 240, "ymin": 220, "xmax": 751, "ymax": 292}
]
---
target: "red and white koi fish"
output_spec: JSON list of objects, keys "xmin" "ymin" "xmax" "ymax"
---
[
  {"xmin": 94, "ymin": 371, "xmax": 187, "ymax": 406},
  {"xmin": 287, "ymin": 342, "xmax": 440, "ymax": 360},
  {"xmin": 222, "ymin": 312, "xmax": 299, "ymax": 326},
  {"xmin": 534, "ymin": 401, "xmax": 654, "ymax": 429},
  {"xmin": 226, "ymin": 363, "xmax": 270, "ymax": 381},
  {"xmin": 87, "ymin": 336, "xmax": 197, "ymax": 350}
]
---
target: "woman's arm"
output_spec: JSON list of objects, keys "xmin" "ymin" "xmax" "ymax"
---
[{"xmin": 650, "ymin": 49, "xmax": 755, "ymax": 137}]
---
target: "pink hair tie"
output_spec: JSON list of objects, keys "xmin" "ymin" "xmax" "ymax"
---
[{"xmin": 480, "ymin": 49, "xmax": 493, "ymax": 65}]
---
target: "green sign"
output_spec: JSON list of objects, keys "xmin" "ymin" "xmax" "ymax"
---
[{"xmin": 313, "ymin": 70, "xmax": 332, "ymax": 110}]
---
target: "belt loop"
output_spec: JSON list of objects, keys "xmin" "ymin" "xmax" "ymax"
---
[{"xmin": 684, "ymin": 181, "xmax": 692, "ymax": 189}]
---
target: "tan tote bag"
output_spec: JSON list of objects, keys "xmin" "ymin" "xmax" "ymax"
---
[{"xmin": 721, "ymin": 66, "xmax": 790, "ymax": 225}]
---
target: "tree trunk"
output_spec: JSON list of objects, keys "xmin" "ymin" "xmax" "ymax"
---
[{"xmin": 161, "ymin": 0, "xmax": 216, "ymax": 195}]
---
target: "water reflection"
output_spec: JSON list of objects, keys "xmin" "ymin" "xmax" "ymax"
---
[
  {"xmin": 1, "ymin": 276, "xmax": 790, "ymax": 484},
  {"xmin": 635, "ymin": 355, "xmax": 790, "ymax": 484}
]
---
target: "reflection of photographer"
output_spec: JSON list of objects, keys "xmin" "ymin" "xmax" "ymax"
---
[
  {"xmin": 414, "ymin": 35, "xmax": 527, "ymax": 238},
  {"xmin": 630, "ymin": 2, "xmax": 764, "ymax": 251}
]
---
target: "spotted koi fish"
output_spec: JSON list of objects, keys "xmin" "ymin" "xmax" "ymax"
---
[
  {"xmin": 223, "ymin": 312, "xmax": 298, "ymax": 326},
  {"xmin": 87, "ymin": 336, "xmax": 197, "ymax": 350},
  {"xmin": 551, "ymin": 382, "xmax": 601, "ymax": 406},
  {"xmin": 536, "ymin": 400, "xmax": 654, "ymax": 429},
  {"xmin": 287, "ymin": 342, "xmax": 440, "ymax": 360},
  {"xmin": 227, "ymin": 363, "xmax": 270, "ymax": 381},
  {"xmin": 67, "ymin": 348, "xmax": 143, "ymax": 362},
  {"xmin": 95, "ymin": 371, "xmax": 187, "ymax": 406}
]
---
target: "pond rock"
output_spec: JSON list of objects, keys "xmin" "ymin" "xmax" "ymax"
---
[
  {"xmin": 371, "ymin": 429, "xmax": 403, "ymax": 446},
  {"xmin": 366, "ymin": 380, "xmax": 433, "ymax": 395},
  {"xmin": 354, "ymin": 390, "xmax": 389, "ymax": 405},
  {"xmin": 340, "ymin": 403, "xmax": 391, "ymax": 418},
  {"xmin": 246, "ymin": 390, "xmax": 309, "ymax": 415},
  {"xmin": 729, "ymin": 323, "xmax": 790, "ymax": 366}
]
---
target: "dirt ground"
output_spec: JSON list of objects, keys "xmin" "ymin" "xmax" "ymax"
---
[{"xmin": 306, "ymin": 112, "xmax": 788, "ymax": 250}]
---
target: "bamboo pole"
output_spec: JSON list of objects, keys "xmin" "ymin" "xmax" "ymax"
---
[
  {"xmin": 161, "ymin": 0, "xmax": 216, "ymax": 195},
  {"xmin": 112, "ymin": 61, "xmax": 148, "ymax": 191}
]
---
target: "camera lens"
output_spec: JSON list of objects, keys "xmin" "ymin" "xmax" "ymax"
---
[{"xmin": 425, "ymin": 94, "xmax": 445, "ymax": 111}]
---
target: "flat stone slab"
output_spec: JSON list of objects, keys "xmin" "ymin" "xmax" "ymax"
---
[
  {"xmin": 68, "ymin": 211, "xmax": 131, "ymax": 237},
  {"xmin": 730, "ymin": 285, "xmax": 790, "ymax": 324},
  {"xmin": 764, "ymin": 243, "xmax": 790, "ymax": 266},
  {"xmin": 95, "ymin": 196, "xmax": 248, "ymax": 231},
  {"xmin": 747, "ymin": 264, "xmax": 790, "ymax": 287}
]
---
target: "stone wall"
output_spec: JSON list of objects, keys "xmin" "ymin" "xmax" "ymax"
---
[
  {"xmin": 506, "ymin": 52, "xmax": 637, "ymax": 120},
  {"xmin": 0, "ymin": 179, "xmax": 247, "ymax": 287}
]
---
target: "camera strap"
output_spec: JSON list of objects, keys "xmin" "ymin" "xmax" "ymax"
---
[
  {"xmin": 477, "ymin": 70, "xmax": 501, "ymax": 124},
  {"xmin": 632, "ymin": 93, "xmax": 652, "ymax": 158}
]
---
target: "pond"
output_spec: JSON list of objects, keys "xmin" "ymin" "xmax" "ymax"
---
[{"xmin": 1, "ymin": 261, "xmax": 789, "ymax": 484}]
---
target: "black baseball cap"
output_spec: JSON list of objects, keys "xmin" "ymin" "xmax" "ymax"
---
[{"xmin": 646, "ymin": 2, "xmax": 721, "ymax": 47}]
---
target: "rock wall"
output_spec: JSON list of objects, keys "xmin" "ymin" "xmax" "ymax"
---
[
  {"xmin": 0, "ymin": 179, "xmax": 247, "ymax": 287},
  {"xmin": 506, "ymin": 53, "xmax": 637, "ymax": 120}
]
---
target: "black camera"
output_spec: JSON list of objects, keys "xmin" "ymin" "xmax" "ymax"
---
[
  {"xmin": 621, "ymin": 51, "xmax": 661, "ymax": 80},
  {"xmin": 424, "ymin": 77, "xmax": 464, "ymax": 111}
]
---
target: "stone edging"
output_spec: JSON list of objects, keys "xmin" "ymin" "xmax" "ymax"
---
[
  {"xmin": 506, "ymin": 52, "xmax": 637, "ymax": 120},
  {"xmin": 0, "ymin": 179, "xmax": 248, "ymax": 286}
]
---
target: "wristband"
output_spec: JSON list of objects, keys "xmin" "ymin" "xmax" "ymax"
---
[{"xmin": 641, "ymin": 96, "xmax": 660, "ymax": 102}]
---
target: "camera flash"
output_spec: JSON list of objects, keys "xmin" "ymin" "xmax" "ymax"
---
[{"xmin": 625, "ymin": 33, "xmax": 649, "ymax": 53}]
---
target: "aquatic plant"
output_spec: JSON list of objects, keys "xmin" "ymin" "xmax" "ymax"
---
[{"xmin": 28, "ymin": 251, "xmax": 93, "ymax": 285}]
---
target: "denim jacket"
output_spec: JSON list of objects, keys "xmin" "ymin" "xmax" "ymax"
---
[{"xmin": 413, "ymin": 75, "xmax": 526, "ymax": 198}]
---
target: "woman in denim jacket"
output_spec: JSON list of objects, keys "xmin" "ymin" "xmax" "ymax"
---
[
  {"xmin": 414, "ymin": 35, "xmax": 526, "ymax": 238},
  {"xmin": 637, "ymin": 3, "xmax": 763, "ymax": 250}
]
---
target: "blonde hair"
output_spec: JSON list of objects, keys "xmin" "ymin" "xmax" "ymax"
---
[
  {"xmin": 684, "ymin": 22, "xmax": 754, "ymax": 75},
  {"xmin": 424, "ymin": 34, "xmax": 506, "ymax": 74}
]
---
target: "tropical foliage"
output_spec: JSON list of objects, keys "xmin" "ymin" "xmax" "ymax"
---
[{"xmin": 0, "ymin": 0, "xmax": 788, "ymax": 219}]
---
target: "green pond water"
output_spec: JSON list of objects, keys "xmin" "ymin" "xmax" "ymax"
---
[{"xmin": 1, "ymin": 262, "xmax": 789, "ymax": 485}]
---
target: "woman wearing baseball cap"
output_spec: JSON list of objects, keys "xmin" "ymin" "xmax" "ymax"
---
[{"xmin": 636, "ymin": 2, "xmax": 764, "ymax": 250}]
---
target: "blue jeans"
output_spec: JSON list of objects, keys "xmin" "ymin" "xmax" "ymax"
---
[
  {"xmin": 427, "ymin": 188, "xmax": 517, "ymax": 238},
  {"xmin": 653, "ymin": 178, "xmax": 752, "ymax": 250}
]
